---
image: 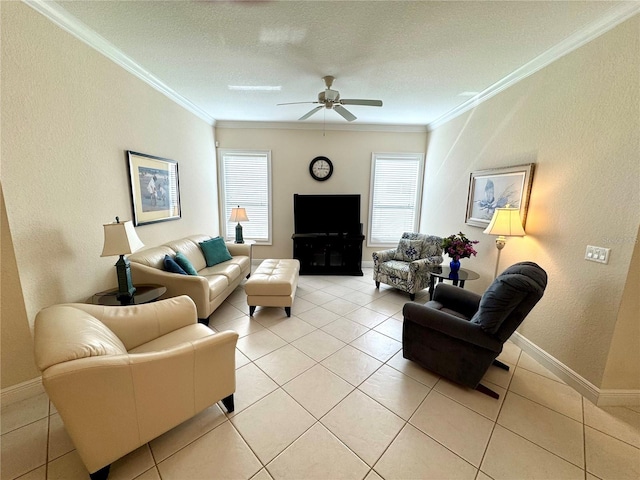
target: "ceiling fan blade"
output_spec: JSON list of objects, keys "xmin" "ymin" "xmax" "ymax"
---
[
  {"xmin": 340, "ymin": 99, "xmax": 383, "ymax": 107},
  {"xmin": 299, "ymin": 105, "xmax": 324, "ymax": 121},
  {"xmin": 277, "ymin": 101, "xmax": 320, "ymax": 106},
  {"xmin": 334, "ymin": 105, "xmax": 357, "ymax": 122}
]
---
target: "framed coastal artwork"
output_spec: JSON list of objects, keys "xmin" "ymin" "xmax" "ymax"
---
[
  {"xmin": 465, "ymin": 163, "xmax": 534, "ymax": 228},
  {"xmin": 127, "ymin": 151, "xmax": 181, "ymax": 226}
]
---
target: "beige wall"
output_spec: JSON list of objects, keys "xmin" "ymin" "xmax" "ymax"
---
[
  {"xmin": 1, "ymin": 186, "xmax": 41, "ymax": 386},
  {"xmin": 421, "ymin": 16, "xmax": 639, "ymax": 388},
  {"xmin": 214, "ymin": 127, "xmax": 427, "ymax": 262},
  {"xmin": 601, "ymin": 224, "xmax": 640, "ymax": 390},
  {"xmin": 1, "ymin": 2, "xmax": 220, "ymax": 388}
]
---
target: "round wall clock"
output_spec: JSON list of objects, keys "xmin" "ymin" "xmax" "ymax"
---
[{"xmin": 309, "ymin": 156, "xmax": 333, "ymax": 181}]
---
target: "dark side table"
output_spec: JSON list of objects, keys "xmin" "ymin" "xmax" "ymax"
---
[
  {"xmin": 91, "ymin": 284, "xmax": 167, "ymax": 306},
  {"xmin": 429, "ymin": 266, "xmax": 480, "ymax": 298}
]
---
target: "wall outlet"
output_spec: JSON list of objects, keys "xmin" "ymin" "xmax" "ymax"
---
[{"xmin": 585, "ymin": 245, "xmax": 610, "ymax": 264}]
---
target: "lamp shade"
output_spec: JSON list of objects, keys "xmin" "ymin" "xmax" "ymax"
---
[
  {"xmin": 483, "ymin": 208, "xmax": 526, "ymax": 237},
  {"xmin": 229, "ymin": 207, "xmax": 249, "ymax": 223},
  {"xmin": 101, "ymin": 220, "xmax": 144, "ymax": 257}
]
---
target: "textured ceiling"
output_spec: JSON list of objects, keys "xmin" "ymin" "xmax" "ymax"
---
[{"xmin": 48, "ymin": 0, "xmax": 638, "ymax": 127}]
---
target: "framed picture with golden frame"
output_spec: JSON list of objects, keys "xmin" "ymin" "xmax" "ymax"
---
[
  {"xmin": 465, "ymin": 163, "xmax": 534, "ymax": 228},
  {"xmin": 127, "ymin": 151, "xmax": 181, "ymax": 226}
]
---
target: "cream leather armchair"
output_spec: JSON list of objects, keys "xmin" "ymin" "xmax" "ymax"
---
[{"xmin": 34, "ymin": 296, "xmax": 238, "ymax": 480}]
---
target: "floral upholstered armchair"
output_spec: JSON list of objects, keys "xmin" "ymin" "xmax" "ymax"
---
[{"xmin": 373, "ymin": 232, "xmax": 443, "ymax": 300}]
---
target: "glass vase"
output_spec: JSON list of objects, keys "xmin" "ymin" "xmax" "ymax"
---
[{"xmin": 449, "ymin": 259, "xmax": 461, "ymax": 273}]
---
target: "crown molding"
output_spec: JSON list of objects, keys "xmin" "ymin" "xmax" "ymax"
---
[
  {"xmin": 214, "ymin": 120, "xmax": 428, "ymax": 133},
  {"xmin": 24, "ymin": 0, "xmax": 639, "ymax": 133},
  {"xmin": 23, "ymin": 0, "xmax": 216, "ymax": 126},
  {"xmin": 428, "ymin": 2, "xmax": 640, "ymax": 131}
]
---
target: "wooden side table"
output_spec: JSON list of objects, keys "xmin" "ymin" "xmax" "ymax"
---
[
  {"xmin": 91, "ymin": 284, "xmax": 167, "ymax": 306},
  {"xmin": 428, "ymin": 266, "xmax": 480, "ymax": 298}
]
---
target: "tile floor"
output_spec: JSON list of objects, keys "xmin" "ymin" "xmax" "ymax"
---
[{"xmin": 2, "ymin": 269, "xmax": 639, "ymax": 480}]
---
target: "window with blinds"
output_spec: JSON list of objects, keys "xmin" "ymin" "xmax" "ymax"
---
[
  {"xmin": 218, "ymin": 150, "xmax": 272, "ymax": 243},
  {"xmin": 368, "ymin": 152, "xmax": 424, "ymax": 246}
]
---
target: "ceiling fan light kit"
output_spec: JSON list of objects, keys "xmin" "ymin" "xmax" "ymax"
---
[{"xmin": 278, "ymin": 76, "xmax": 383, "ymax": 122}]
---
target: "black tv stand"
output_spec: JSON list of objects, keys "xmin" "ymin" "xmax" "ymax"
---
[{"xmin": 292, "ymin": 232, "xmax": 364, "ymax": 276}]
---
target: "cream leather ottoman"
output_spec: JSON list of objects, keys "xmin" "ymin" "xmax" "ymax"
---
[{"xmin": 245, "ymin": 259, "xmax": 300, "ymax": 317}]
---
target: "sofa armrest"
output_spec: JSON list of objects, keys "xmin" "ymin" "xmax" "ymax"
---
[
  {"xmin": 126, "ymin": 330, "xmax": 239, "ymax": 438},
  {"xmin": 41, "ymin": 354, "xmax": 146, "ymax": 473},
  {"xmin": 130, "ymin": 262, "xmax": 210, "ymax": 317},
  {"xmin": 432, "ymin": 283, "xmax": 481, "ymax": 318},
  {"xmin": 183, "ymin": 330, "xmax": 238, "ymax": 411},
  {"xmin": 403, "ymin": 302, "xmax": 502, "ymax": 352},
  {"xmin": 73, "ymin": 296, "xmax": 199, "ymax": 351},
  {"xmin": 226, "ymin": 242, "xmax": 250, "ymax": 257}
]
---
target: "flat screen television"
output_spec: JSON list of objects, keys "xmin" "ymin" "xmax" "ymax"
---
[{"xmin": 294, "ymin": 194, "xmax": 361, "ymax": 235}]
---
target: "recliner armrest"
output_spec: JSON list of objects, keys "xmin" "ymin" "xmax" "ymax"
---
[
  {"xmin": 403, "ymin": 302, "xmax": 502, "ymax": 352},
  {"xmin": 432, "ymin": 283, "xmax": 481, "ymax": 318}
]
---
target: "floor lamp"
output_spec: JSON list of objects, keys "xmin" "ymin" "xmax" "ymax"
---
[{"xmin": 483, "ymin": 207, "xmax": 526, "ymax": 278}]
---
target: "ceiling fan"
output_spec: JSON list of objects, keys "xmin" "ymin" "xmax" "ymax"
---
[{"xmin": 278, "ymin": 76, "xmax": 383, "ymax": 122}]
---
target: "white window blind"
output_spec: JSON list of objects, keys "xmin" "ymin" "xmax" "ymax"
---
[
  {"xmin": 368, "ymin": 152, "xmax": 424, "ymax": 246},
  {"xmin": 219, "ymin": 150, "xmax": 271, "ymax": 243}
]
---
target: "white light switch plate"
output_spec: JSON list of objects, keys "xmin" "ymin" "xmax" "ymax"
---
[{"xmin": 585, "ymin": 245, "xmax": 610, "ymax": 264}]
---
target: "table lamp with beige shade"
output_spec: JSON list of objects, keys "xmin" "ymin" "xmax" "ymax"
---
[{"xmin": 101, "ymin": 217, "xmax": 145, "ymax": 299}]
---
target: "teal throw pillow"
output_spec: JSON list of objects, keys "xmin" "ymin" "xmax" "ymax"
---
[
  {"xmin": 175, "ymin": 251, "xmax": 198, "ymax": 275},
  {"xmin": 199, "ymin": 237, "xmax": 232, "ymax": 267},
  {"xmin": 163, "ymin": 255, "xmax": 187, "ymax": 275}
]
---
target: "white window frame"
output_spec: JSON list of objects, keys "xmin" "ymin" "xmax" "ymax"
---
[
  {"xmin": 218, "ymin": 149, "xmax": 272, "ymax": 244},
  {"xmin": 367, "ymin": 152, "xmax": 425, "ymax": 247}
]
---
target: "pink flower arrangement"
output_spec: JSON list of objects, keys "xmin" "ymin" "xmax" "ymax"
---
[{"xmin": 442, "ymin": 232, "xmax": 479, "ymax": 261}]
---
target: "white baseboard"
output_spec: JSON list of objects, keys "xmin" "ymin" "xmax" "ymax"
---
[
  {"xmin": 597, "ymin": 389, "xmax": 640, "ymax": 407},
  {"xmin": 362, "ymin": 260, "xmax": 374, "ymax": 268},
  {"xmin": 511, "ymin": 332, "xmax": 640, "ymax": 406},
  {"xmin": 1, "ymin": 377, "xmax": 44, "ymax": 406}
]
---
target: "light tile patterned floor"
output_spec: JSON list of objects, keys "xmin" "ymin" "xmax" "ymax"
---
[{"xmin": 2, "ymin": 269, "xmax": 640, "ymax": 479}]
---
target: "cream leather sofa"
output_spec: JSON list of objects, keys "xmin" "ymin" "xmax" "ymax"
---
[
  {"xmin": 34, "ymin": 296, "xmax": 238, "ymax": 480},
  {"xmin": 127, "ymin": 234, "xmax": 250, "ymax": 321}
]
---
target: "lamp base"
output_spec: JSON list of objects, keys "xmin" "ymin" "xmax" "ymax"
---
[
  {"xmin": 235, "ymin": 223, "xmax": 244, "ymax": 244},
  {"xmin": 115, "ymin": 255, "xmax": 136, "ymax": 299}
]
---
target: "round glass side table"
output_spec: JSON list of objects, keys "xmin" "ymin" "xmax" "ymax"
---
[{"xmin": 428, "ymin": 266, "xmax": 480, "ymax": 298}]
